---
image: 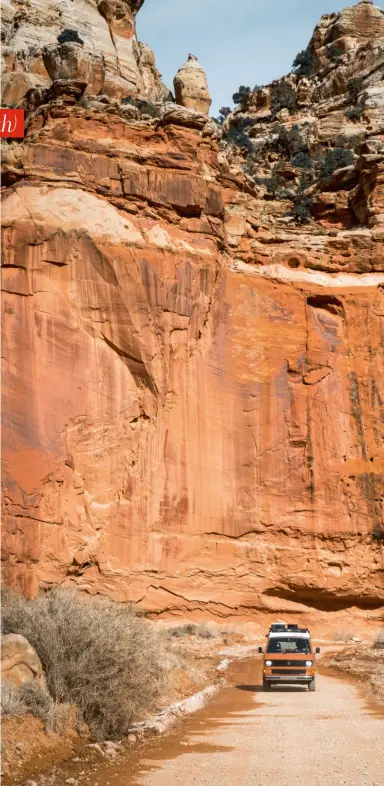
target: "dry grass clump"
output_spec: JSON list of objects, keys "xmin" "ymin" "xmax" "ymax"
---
[
  {"xmin": 372, "ymin": 628, "xmax": 384, "ymax": 650},
  {"xmin": 168, "ymin": 622, "xmax": 220, "ymax": 639},
  {"xmin": 1, "ymin": 587, "xmax": 166, "ymax": 740},
  {"xmin": 332, "ymin": 630, "xmax": 357, "ymax": 642},
  {"xmin": 1, "ymin": 681, "xmax": 72, "ymax": 734},
  {"xmin": 167, "ymin": 621, "xmax": 239, "ymax": 640}
]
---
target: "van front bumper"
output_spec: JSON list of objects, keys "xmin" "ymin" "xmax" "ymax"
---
[{"xmin": 263, "ymin": 674, "xmax": 312, "ymax": 683}]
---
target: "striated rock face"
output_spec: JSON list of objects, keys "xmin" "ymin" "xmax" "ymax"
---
[
  {"xmin": 1, "ymin": 0, "xmax": 167, "ymax": 105},
  {"xmin": 174, "ymin": 54, "xmax": 212, "ymax": 115},
  {"xmin": 1, "ymin": 2, "xmax": 384, "ymax": 626}
]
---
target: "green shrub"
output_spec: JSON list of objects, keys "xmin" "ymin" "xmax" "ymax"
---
[
  {"xmin": 348, "ymin": 77, "xmax": 364, "ymax": 103},
  {"xmin": 232, "ymin": 85, "xmax": 251, "ymax": 106},
  {"xmin": 372, "ymin": 628, "xmax": 384, "ymax": 649},
  {"xmin": 292, "ymin": 48, "xmax": 315, "ymax": 77},
  {"xmin": 121, "ymin": 97, "xmax": 161, "ymax": 118},
  {"xmin": 224, "ymin": 117, "xmax": 255, "ymax": 152},
  {"xmin": 270, "ymin": 82, "xmax": 297, "ymax": 117},
  {"xmin": 321, "ymin": 147, "xmax": 354, "ymax": 178},
  {"xmin": 291, "ymin": 152, "xmax": 313, "ymax": 169},
  {"xmin": 273, "ymin": 124, "xmax": 307, "ymax": 157},
  {"xmin": 291, "ymin": 197, "xmax": 314, "ymax": 224},
  {"xmin": 327, "ymin": 44, "xmax": 343, "ymax": 62},
  {"xmin": 345, "ymin": 106, "xmax": 363, "ymax": 121},
  {"xmin": 255, "ymin": 176, "xmax": 280, "ymax": 195},
  {"xmin": 214, "ymin": 106, "xmax": 231, "ymax": 125},
  {"xmin": 1, "ymin": 587, "xmax": 166, "ymax": 741},
  {"xmin": 57, "ymin": 29, "xmax": 84, "ymax": 45}
]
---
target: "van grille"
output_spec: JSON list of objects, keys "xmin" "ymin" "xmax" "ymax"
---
[
  {"xmin": 269, "ymin": 660, "xmax": 308, "ymax": 667},
  {"xmin": 272, "ymin": 668, "xmax": 307, "ymax": 676}
]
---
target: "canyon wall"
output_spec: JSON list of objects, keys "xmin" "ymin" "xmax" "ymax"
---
[{"xmin": 2, "ymin": 0, "xmax": 384, "ymax": 626}]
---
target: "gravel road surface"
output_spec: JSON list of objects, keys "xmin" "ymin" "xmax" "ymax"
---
[{"xmin": 128, "ymin": 658, "xmax": 384, "ymax": 786}]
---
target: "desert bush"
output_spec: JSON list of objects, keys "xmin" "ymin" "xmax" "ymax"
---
[
  {"xmin": 168, "ymin": 621, "xmax": 219, "ymax": 639},
  {"xmin": 255, "ymin": 176, "xmax": 280, "ymax": 195},
  {"xmin": 168, "ymin": 623, "xmax": 198, "ymax": 638},
  {"xmin": 348, "ymin": 77, "xmax": 364, "ymax": 103},
  {"xmin": 372, "ymin": 628, "xmax": 384, "ymax": 650},
  {"xmin": 232, "ymin": 85, "xmax": 251, "ymax": 106},
  {"xmin": 291, "ymin": 152, "xmax": 313, "ymax": 169},
  {"xmin": 290, "ymin": 196, "xmax": 314, "ymax": 224},
  {"xmin": 1, "ymin": 681, "xmax": 73, "ymax": 734},
  {"xmin": 327, "ymin": 44, "xmax": 343, "ymax": 62},
  {"xmin": 224, "ymin": 117, "xmax": 255, "ymax": 153},
  {"xmin": 273, "ymin": 124, "xmax": 307, "ymax": 157},
  {"xmin": 270, "ymin": 82, "xmax": 297, "ymax": 117},
  {"xmin": 321, "ymin": 147, "xmax": 354, "ymax": 178},
  {"xmin": 1, "ymin": 683, "xmax": 27, "ymax": 717},
  {"xmin": 2, "ymin": 682, "xmax": 51, "ymax": 721},
  {"xmin": 1, "ymin": 587, "xmax": 166, "ymax": 740},
  {"xmin": 194, "ymin": 622, "xmax": 219, "ymax": 639},
  {"xmin": 57, "ymin": 29, "xmax": 84, "ymax": 45},
  {"xmin": 121, "ymin": 96, "xmax": 161, "ymax": 118},
  {"xmin": 214, "ymin": 106, "xmax": 231, "ymax": 125},
  {"xmin": 292, "ymin": 48, "xmax": 315, "ymax": 77},
  {"xmin": 332, "ymin": 630, "xmax": 356, "ymax": 642},
  {"xmin": 345, "ymin": 106, "xmax": 363, "ymax": 121}
]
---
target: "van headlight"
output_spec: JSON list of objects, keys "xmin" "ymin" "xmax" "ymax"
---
[
  {"xmin": 265, "ymin": 660, "xmax": 272, "ymax": 667},
  {"xmin": 305, "ymin": 660, "xmax": 313, "ymax": 667}
]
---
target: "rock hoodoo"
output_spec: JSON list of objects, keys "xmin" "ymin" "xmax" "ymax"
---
[
  {"xmin": 173, "ymin": 54, "xmax": 212, "ymax": 114},
  {"xmin": 1, "ymin": 1, "xmax": 383, "ymax": 628}
]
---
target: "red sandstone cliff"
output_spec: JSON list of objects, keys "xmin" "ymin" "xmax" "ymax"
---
[{"xmin": 1, "ymin": 0, "xmax": 383, "ymax": 625}]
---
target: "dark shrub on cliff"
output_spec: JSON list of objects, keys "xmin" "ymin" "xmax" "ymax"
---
[
  {"xmin": 232, "ymin": 85, "xmax": 251, "ymax": 105},
  {"xmin": 224, "ymin": 116, "xmax": 255, "ymax": 152},
  {"xmin": 321, "ymin": 148, "xmax": 354, "ymax": 178},
  {"xmin": 214, "ymin": 106, "xmax": 231, "ymax": 125},
  {"xmin": 348, "ymin": 77, "xmax": 364, "ymax": 103},
  {"xmin": 345, "ymin": 106, "xmax": 363, "ymax": 121},
  {"xmin": 2, "ymin": 587, "xmax": 165, "ymax": 740},
  {"xmin": 291, "ymin": 152, "xmax": 313, "ymax": 169},
  {"xmin": 57, "ymin": 29, "xmax": 84, "ymax": 45},
  {"xmin": 270, "ymin": 82, "xmax": 297, "ymax": 117},
  {"xmin": 273, "ymin": 124, "xmax": 307, "ymax": 157},
  {"xmin": 121, "ymin": 96, "xmax": 161, "ymax": 118},
  {"xmin": 292, "ymin": 48, "xmax": 315, "ymax": 77}
]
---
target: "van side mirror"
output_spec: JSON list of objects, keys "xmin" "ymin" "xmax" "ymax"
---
[
  {"xmin": 316, "ymin": 647, "xmax": 320, "ymax": 654},
  {"xmin": 258, "ymin": 647, "xmax": 263, "ymax": 654}
]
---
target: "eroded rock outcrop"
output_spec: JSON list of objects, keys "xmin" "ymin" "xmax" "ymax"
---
[
  {"xmin": 174, "ymin": 54, "xmax": 212, "ymax": 114},
  {"xmin": 1, "ymin": 0, "xmax": 167, "ymax": 104},
  {"xmin": 1, "ymin": 1, "xmax": 383, "ymax": 627}
]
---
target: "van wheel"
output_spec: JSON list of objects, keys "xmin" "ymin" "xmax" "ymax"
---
[
  {"xmin": 308, "ymin": 679, "xmax": 316, "ymax": 692},
  {"xmin": 263, "ymin": 679, "xmax": 271, "ymax": 691}
]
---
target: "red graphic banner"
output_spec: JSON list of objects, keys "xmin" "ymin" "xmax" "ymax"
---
[{"xmin": 0, "ymin": 109, "xmax": 25, "ymax": 138}]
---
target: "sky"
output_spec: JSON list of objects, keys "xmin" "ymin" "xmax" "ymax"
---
[{"xmin": 137, "ymin": 0, "xmax": 354, "ymax": 115}]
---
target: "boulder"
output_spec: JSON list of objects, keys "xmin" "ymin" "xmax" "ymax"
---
[
  {"xmin": 173, "ymin": 54, "xmax": 211, "ymax": 115},
  {"xmin": 1, "ymin": 72, "xmax": 49, "ymax": 107},
  {"xmin": 159, "ymin": 103, "xmax": 211, "ymax": 130},
  {"xmin": 42, "ymin": 43, "xmax": 104, "ymax": 95},
  {"xmin": 1, "ymin": 634, "xmax": 46, "ymax": 689}
]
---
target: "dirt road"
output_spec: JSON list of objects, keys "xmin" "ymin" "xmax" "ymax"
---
[{"xmin": 29, "ymin": 658, "xmax": 384, "ymax": 786}]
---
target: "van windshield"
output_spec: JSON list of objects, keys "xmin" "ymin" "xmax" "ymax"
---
[{"xmin": 267, "ymin": 637, "xmax": 311, "ymax": 654}]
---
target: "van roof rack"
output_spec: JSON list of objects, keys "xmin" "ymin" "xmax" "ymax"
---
[{"xmin": 267, "ymin": 623, "xmax": 310, "ymax": 636}]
